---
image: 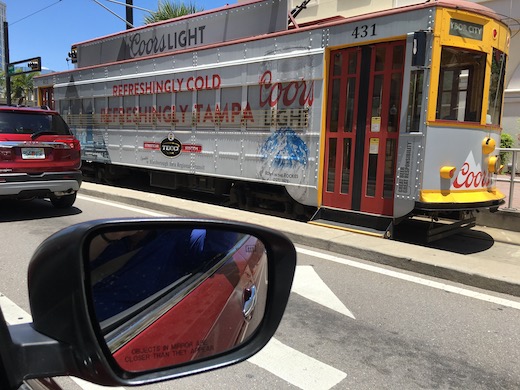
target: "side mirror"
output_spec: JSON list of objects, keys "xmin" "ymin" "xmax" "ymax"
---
[{"xmin": 0, "ymin": 219, "xmax": 296, "ymax": 388}]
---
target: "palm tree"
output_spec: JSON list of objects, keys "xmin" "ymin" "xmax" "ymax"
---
[
  {"xmin": 0, "ymin": 69, "xmax": 39, "ymax": 105},
  {"xmin": 144, "ymin": 0, "xmax": 203, "ymax": 24},
  {"xmin": 11, "ymin": 70, "xmax": 37, "ymax": 105}
]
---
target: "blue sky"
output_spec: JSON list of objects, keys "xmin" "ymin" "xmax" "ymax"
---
[{"xmin": 5, "ymin": 0, "xmax": 229, "ymax": 72}]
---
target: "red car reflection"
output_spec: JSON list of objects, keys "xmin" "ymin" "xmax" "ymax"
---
[{"xmin": 108, "ymin": 234, "xmax": 267, "ymax": 372}]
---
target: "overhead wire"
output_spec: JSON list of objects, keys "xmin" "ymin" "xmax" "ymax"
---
[
  {"xmin": 91, "ymin": 0, "xmax": 135, "ymax": 28},
  {"xmin": 11, "ymin": 0, "xmax": 63, "ymax": 25},
  {"xmin": 11, "ymin": 0, "xmax": 153, "ymax": 29},
  {"xmin": 102, "ymin": 0, "xmax": 153, "ymax": 13}
]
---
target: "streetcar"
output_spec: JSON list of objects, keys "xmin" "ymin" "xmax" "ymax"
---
[{"xmin": 34, "ymin": 0, "xmax": 510, "ymax": 239}]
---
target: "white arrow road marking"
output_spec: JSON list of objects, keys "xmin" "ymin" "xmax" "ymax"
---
[
  {"xmin": 292, "ymin": 265, "xmax": 355, "ymax": 319},
  {"xmin": 248, "ymin": 338, "xmax": 347, "ymax": 390},
  {"xmin": 2, "ymin": 292, "xmax": 348, "ymax": 390},
  {"xmin": 77, "ymin": 195, "xmax": 166, "ymax": 216},
  {"xmin": 296, "ymin": 246, "xmax": 520, "ymax": 311}
]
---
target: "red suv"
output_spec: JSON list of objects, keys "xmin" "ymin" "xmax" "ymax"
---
[{"xmin": 0, "ymin": 105, "xmax": 82, "ymax": 208}]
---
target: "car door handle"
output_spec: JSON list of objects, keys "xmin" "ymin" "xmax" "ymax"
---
[{"xmin": 242, "ymin": 284, "xmax": 257, "ymax": 319}]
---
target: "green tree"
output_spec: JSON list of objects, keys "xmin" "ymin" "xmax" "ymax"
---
[
  {"xmin": 0, "ymin": 71, "xmax": 6, "ymax": 101},
  {"xmin": 10, "ymin": 70, "xmax": 38, "ymax": 105},
  {"xmin": 0, "ymin": 69, "xmax": 39, "ymax": 104},
  {"xmin": 144, "ymin": 0, "xmax": 203, "ymax": 24},
  {"xmin": 500, "ymin": 132, "xmax": 514, "ymax": 171}
]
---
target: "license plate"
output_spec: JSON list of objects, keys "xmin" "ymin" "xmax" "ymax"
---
[{"xmin": 21, "ymin": 147, "xmax": 45, "ymax": 159}]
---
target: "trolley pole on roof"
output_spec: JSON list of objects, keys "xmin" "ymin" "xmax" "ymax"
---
[{"xmin": 126, "ymin": 0, "xmax": 133, "ymax": 30}]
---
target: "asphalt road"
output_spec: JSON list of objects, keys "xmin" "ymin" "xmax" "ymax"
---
[{"xmin": 1, "ymin": 195, "xmax": 520, "ymax": 389}]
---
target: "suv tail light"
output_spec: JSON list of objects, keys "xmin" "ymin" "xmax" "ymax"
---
[
  {"xmin": 55, "ymin": 138, "xmax": 81, "ymax": 150},
  {"xmin": 54, "ymin": 138, "xmax": 81, "ymax": 169}
]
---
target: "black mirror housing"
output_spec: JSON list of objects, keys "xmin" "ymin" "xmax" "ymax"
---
[{"xmin": 4, "ymin": 218, "xmax": 296, "ymax": 387}]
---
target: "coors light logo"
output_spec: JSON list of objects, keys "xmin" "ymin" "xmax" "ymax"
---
[{"xmin": 452, "ymin": 151, "xmax": 492, "ymax": 189}]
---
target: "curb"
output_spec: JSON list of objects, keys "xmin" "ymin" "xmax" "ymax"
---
[
  {"xmin": 476, "ymin": 208, "xmax": 520, "ymax": 232},
  {"xmin": 79, "ymin": 183, "xmax": 520, "ymax": 298}
]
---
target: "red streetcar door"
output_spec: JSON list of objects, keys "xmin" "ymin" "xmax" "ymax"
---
[
  {"xmin": 361, "ymin": 42, "xmax": 404, "ymax": 215},
  {"xmin": 323, "ymin": 42, "xmax": 405, "ymax": 216},
  {"xmin": 39, "ymin": 87, "xmax": 55, "ymax": 109},
  {"xmin": 322, "ymin": 47, "xmax": 361, "ymax": 208}
]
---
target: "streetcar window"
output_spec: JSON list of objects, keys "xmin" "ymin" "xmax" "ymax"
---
[
  {"xmin": 71, "ymin": 99, "xmax": 81, "ymax": 125},
  {"xmin": 329, "ymin": 79, "xmax": 341, "ymax": 133},
  {"xmin": 488, "ymin": 48, "xmax": 507, "ymax": 126},
  {"xmin": 326, "ymin": 138, "xmax": 337, "ymax": 192},
  {"xmin": 196, "ymin": 89, "xmax": 215, "ymax": 129},
  {"xmin": 138, "ymin": 94, "xmax": 153, "ymax": 130},
  {"xmin": 94, "ymin": 97, "xmax": 106, "ymax": 128},
  {"xmin": 157, "ymin": 92, "xmax": 172, "ymax": 129},
  {"xmin": 247, "ymin": 85, "xmax": 264, "ymax": 130},
  {"xmin": 82, "ymin": 99, "xmax": 94, "ymax": 128},
  {"xmin": 406, "ymin": 70, "xmax": 423, "ymax": 132},
  {"xmin": 333, "ymin": 52, "xmax": 342, "ymax": 76},
  {"xmin": 375, "ymin": 47, "xmax": 386, "ymax": 72},
  {"xmin": 176, "ymin": 91, "xmax": 192, "ymax": 129},
  {"xmin": 40, "ymin": 87, "xmax": 54, "ymax": 109},
  {"xmin": 221, "ymin": 87, "xmax": 242, "ymax": 129},
  {"xmin": 435, "ymin": 47, "xmax": 485, "ymax": 123},
  {"xmin": 371, "ymin": 75, "xmax": 384, "ymax": 118},
  {"xmin": 124, "ymin": 95, "xmax": 137, "ymax": 128},
  {"xmin": 107, "ymin": 96, "xmax": 121, "ymax": 129},
  {"xmin": 345, "ymin": 77, "xmax": 356, "ymax": 133},
  {"xmin": 388, "ymin": 73, "xmax": 402, "ymax": 133}
]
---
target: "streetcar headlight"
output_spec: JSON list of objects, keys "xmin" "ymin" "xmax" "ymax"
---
[
  {"xmin": 488, "ymin": 156, "xmax": 500, "ymax": 173},
  {"xmin": 482, "ymin": 137, "xmax": 496, "ymax": 155},
  {"xmin": 440, "ymin": 166, "xmax": 456, "ymax": 179}
]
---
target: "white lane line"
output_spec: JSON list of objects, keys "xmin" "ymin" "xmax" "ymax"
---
[
  {"xmin": 293, "ymin": 265, "xmax": 355, "ymax": 319},
  {"xmin": 0, "ymin": 293, "xmax": 32, "ymax": 324},
  {"xmin": 77, "ymin": 194, "xmax": 167, "ymax": 217},
  {"xmin": 0, "ymin": 294, "xmax": 124, "ymax": 390},
  {"xmin": 248, "ymin": 338, "xmax": 347, "ymax": 390},
  {"xmin": 1, "ymin": 292, "xmax": 347, "ymax": 390},
  {"xmin": 296, "ymin": 246, "xmax": 520, "ymax": 311},
  {"xmin": 70, "ymin": 377, "xmax": 123, "ymax": 390}
]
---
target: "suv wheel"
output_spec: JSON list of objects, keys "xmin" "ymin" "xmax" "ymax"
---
[{"xmin": 50, "ymin": 193, "xmax": 77, "ymax": 208}]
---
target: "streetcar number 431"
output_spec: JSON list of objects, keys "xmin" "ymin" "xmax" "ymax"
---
[{"xmin": 352, "ymin": 24, "xmax": 377, "ymax": 39}]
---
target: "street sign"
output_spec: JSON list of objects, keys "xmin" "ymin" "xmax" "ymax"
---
[{"xmin": 7, "ymin": 56, "xmax": 41, "ymax": 76}]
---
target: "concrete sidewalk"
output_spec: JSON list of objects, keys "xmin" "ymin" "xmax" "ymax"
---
[{"xmin": 79, "ymin": 182, "xmax": 520, "ymax": 298}]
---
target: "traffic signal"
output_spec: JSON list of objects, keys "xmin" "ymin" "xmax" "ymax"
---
[
  {"xmin": 68, "ymin": 47, "xmax": 77, "ymax": 64},
  {"xmin": 28, "ymin": 58, "xmax": 41, "ymax": 71}
]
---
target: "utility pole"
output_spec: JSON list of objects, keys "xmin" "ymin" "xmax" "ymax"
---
[
  {"xmin": 126, "ymin": 0, "xmax": 133, "ymax": 30},
  {"xmin": 3, "ymin": 22, "xmax": 11, "ymax": 106}
]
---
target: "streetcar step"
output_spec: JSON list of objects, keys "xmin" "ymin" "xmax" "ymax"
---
[{"xmin": 309, "ymin": 207, "xmax": 392, "ymax": 238}]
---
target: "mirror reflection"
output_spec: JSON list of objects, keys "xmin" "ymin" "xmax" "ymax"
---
[{"xmin": 88, "ymin": 227, "xmax": 268, "ymax": 372}]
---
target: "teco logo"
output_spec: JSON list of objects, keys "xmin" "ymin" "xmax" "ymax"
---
[{"xmin": 161, "ymin": 133, "xmax": 182, "ymax": 158}]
